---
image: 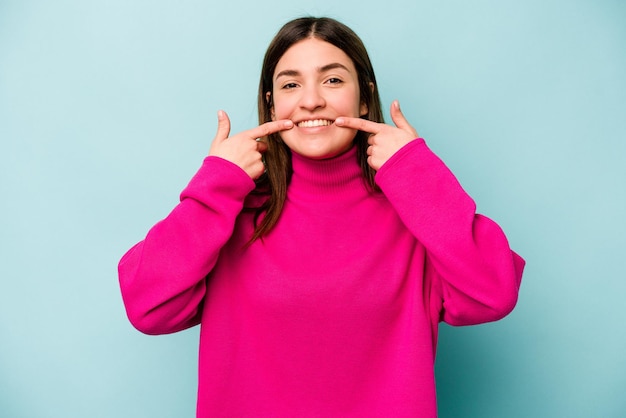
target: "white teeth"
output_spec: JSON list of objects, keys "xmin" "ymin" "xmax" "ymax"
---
[{"xmin": 297, "ymin": 119, "xmax": 333, "ymax": 128}]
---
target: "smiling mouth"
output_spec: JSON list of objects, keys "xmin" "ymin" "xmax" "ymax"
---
[{"xmin": 297, "ymin": 119, "xmax": 334, "ymax": 128}]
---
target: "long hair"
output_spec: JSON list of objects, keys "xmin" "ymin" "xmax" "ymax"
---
[{"xmin": 248, "ymin": 17, "xmax": 384, "ymax": 242}]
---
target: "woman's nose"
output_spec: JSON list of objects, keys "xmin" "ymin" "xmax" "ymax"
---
[{"xmin": 299, "ymin": 85, "xmax": 325, "ymax": 110}]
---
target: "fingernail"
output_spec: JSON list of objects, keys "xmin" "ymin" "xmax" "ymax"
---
[
  {"xmin": 284, "ymin": 120, "xmax": 293, "ymax": 128},
  {"xmin": 335, "ymin": 117, "xmax": 344, "ymax": 125}
]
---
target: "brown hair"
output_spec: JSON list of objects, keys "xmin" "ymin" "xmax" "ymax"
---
[{"xmin": 248, "ymin": 17, "xmax": 384, "ymax": 242}]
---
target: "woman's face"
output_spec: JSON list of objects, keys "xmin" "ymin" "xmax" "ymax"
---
[{"xmin": 269, "ymin": 38, "xmax": 368, "ymax": 160}]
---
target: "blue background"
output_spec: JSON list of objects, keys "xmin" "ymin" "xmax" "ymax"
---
[{"xmin": 1, "ymin": 1, "xmax": 625, "ymax": 417}]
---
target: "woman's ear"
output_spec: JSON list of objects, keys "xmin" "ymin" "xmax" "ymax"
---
[
  {"xmin": 360, "ymin": 102, "xmax": 368, "ymax": 117},
  {"xmin": 266, "ymin": 91, "xmax": 275, "ymax": 120},
  {"xmin": 360, "ymin": 82, "xmax": 375, "ymax": 116}
]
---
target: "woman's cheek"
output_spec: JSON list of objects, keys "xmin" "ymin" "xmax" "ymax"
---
[{"xmin": 272, "ymin": 95, "xmax": 296, "ymax": 120}]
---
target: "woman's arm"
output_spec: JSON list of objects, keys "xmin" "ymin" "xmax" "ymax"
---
[
  {"xmin": 376, "ymin": 138, "xmax": 524, "ymax": 325},
  {"xmin": 118, "ymin": 157, "xmax": 255, "ymax": 335},
  {"xmin": 119, "ymin": 113, "xmax": 294, "ymax": 335},
  {"xmin": 337, "ymin": 102, "xmax": 524, "ymax": 325}
]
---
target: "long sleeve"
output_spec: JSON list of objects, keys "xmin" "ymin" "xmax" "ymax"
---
[
  {"xmin": 375, "ymin": 138, "xmax": 525, "ymax": 326},
  {"xmin": 118, "ymin": 156, "xmax": 255, "ymax": 335}
]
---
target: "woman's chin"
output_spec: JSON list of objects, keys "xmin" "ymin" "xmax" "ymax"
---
[{"xmin": 282, "ymin": 131, "xmax": 356, "ymax": 160}]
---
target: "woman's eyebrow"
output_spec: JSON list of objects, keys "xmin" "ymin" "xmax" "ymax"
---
[
  {"xmin": 274, "ymin": 63, "xmax": 351, "ymax": 81},
  {"xmin": 275, "ymin": 69, "xmax": 300, "ymax": 80},
  {"xmin": 319, "ymin": 62, "xmax": 350, "ymax": 73}
]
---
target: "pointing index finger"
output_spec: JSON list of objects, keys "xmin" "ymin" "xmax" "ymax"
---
[
  {"xmin": 248, "ymin": 119, "xmax": 293, "ymax": 139},
  {"xmin": 335, "ymin": 116, "xmax": 382, "ymax": 134}
]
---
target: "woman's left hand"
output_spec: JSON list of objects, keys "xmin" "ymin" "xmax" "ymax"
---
[{"xmin": 335, "ymin": 100, "xmax": 419, "ymax": 171}]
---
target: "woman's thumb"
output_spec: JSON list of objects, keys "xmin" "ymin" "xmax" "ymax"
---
[
  {"xmin": 214, "ymin": 110, "xmax": 231, "ymax": 142},
  {"xmin": 390, "ymin": 101, "xmax": 417, "ymax": 137}
]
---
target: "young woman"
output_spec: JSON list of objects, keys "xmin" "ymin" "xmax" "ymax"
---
[{"xmin": 119, "ymin": 16, "xmax": 525, "ymax": 417}]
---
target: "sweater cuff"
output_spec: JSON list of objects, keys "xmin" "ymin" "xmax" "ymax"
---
[
  {"xmin": 180, "ymin": 156, "xmax": 256, "ymax": 205},
  {"xmin": 375, "ymin": 138, "xmax": 426, "ymax": 182}
]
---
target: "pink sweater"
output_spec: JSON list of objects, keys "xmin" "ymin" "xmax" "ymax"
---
[{"xmin": 119, "ymin": 138, "xmax": 524, "ymax": 417}]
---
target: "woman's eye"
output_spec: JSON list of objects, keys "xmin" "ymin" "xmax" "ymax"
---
[
  {"xmin": 326, "ymin": 78, "xmax": 343, "ymax": 85},
  {"xmin": 282, "ymin": 83, "xmax": 298, "ymax": 89}
]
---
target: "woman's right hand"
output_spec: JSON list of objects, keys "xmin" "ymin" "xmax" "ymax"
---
[{"xmin": 209, "ymin": 110, "xmax": 293, "ymax": 179}]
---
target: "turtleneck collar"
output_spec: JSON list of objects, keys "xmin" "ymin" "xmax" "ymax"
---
[{"xmin": 288, "ymin": 145, "xmax": 368, "ymax": 201}]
